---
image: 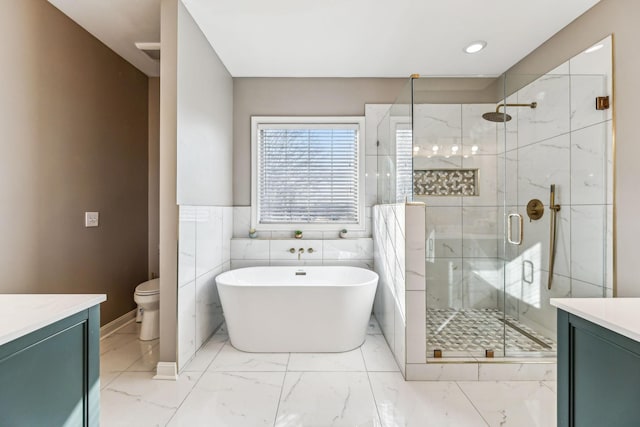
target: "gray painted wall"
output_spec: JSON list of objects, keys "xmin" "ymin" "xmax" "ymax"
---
[
  {"xmin": 505, "ymin": 0, "xmax": 640, "ymax": 296},
  {"xmin": 177, "ymin": 3, "xmax": 233, "ymax": 207},
  {"xmin": 0, "ymin": 0, "xmax": 149, "ymax": 325},
  {"xmin": 232, "ymin": 78, "xmax": 408, "ymax": 206}
]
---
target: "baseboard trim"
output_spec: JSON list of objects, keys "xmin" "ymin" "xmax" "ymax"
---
[
  {"xmin": 154, "ymin": 362, "xmax": 179, "ymax": 381},
  {"xmin": 100, "ymin": 309, "xmax": 137, "ymax": 339}
]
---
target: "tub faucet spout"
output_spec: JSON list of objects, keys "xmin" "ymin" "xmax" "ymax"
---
[{"xmin": 298, "ymin": 248, "xmax": 305, "ymax": 260}]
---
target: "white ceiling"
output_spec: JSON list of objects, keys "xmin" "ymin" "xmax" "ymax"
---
[{"xmin": 48, "ymin": 0, "xmax": 599, "ymax": 78}]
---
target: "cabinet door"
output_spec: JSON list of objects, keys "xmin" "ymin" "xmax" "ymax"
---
[
  {"xmin": 558, "ymin": 311, "xmax": 640, "ymax": 427},
  {"xmin": 572, "ymin": 326, "xmax": 640, "ymax": 427},
  {"xmin": 0, "ymin": 321, "xmax": 87, "ymax": 426}
]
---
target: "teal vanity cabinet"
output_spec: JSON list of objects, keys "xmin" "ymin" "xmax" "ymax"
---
[
  {"xmin": 0, "ymin": 295, "xmax": 105, "ymax": 427},
  {"xmin": 554, "ymin": 299, "xmax": 640, "ymax": 427}
]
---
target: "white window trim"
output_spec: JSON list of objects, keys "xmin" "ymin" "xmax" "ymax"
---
[
  {"xmin": 250, "ymin": 116, "xmax": 366, "ymax": 231},
  {"xmin": 392, "ymin": 117, "xmax": 413, "ymax": 203}
]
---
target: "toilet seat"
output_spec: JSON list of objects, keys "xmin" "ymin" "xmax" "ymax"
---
[{"xmin": 135, "ymin": 278, "xmax": 159, "ymax": 296}]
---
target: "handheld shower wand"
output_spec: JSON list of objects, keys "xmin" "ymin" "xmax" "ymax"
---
[{"xmin": 548, "ymin": 185, "xmax": 561, "ymax": 290}]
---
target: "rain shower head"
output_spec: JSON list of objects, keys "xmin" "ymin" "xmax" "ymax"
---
[
  {"xmin": 482, "ymin": 111, "xmax": 512, "ymax": 122},
  {"xmin": 482, "ymin": 102, "xmax": 537, "ymax": 122}
]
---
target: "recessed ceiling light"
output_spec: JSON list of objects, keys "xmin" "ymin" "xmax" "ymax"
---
[
  {"xmin": 464, "ymin": 41, "xmax": 487, "ymax": 54},
  {"xmin": 584, "ymin": 43, "xmax": 604, "ymax": 54}
]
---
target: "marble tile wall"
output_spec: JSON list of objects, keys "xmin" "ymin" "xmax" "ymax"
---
[
  {"xmin": 229, "ymin": 237, "xmax": 373, "ymax": 269},
  {"xmin": 373, "ymin": 203, "xmax": 426, "ymax": 377},
  {"xmin": 177, "ymin": 205, "xmax": 232, "ymax": 370},
  {"xmin": 500, "ymin": 36, "xmax": 613, "ymax": 340},
  {"xmin": 373, "ymin": 204, "xmax": 405, "ymax": 376}
]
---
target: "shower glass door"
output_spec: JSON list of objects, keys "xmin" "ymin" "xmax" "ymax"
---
[
  {"xmin": 498, "ymin": 79, "xmax": 564, "ymax": 357},
  {"xmin": 414, "ymin": 77, "xmax": 508, "ymax": 359},
  {"xmin": 501, "ymin": 35, "xmax": 613, "ymax": 357},
  {"xmin": 417, "ymin": 35, "xmax": 612, "ymax": 360}
]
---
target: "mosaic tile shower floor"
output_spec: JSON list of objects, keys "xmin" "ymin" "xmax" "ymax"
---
[{"xmin": 427, "ymin": 308, "xmax": 556, "ymax": 357}]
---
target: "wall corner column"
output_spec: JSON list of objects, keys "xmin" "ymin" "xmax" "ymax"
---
[{"xmin": 157, "ymin": 0, "xmax": 179, "ymax": 376}]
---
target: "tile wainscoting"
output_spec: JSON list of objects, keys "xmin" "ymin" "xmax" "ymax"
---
[
  {"xmin": 373, "ymin": 203, "xmax": 426, "ymax": 378},
  {"xmin": 230, "ymin": 237, "xmax": 373, "ymax": 269},
  {"xmin": 178, "ymin": 205, "xmax": 232, "ymax": 370}
]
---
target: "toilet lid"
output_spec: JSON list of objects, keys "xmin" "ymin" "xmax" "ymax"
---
[{"xmin": 135, "ymin": 278, "xmax": 160, "ymax": 295}]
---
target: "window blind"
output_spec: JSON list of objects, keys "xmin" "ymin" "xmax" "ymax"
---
[
  {"xmin": 257, "ymin": 124, "xmax": 360, "ymax": 224},
  {"xmin": 396, "ymin": 125, "xmax": 413, "ymax": 202}
]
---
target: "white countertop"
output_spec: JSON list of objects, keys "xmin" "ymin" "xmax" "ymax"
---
[
  {"xmin": 551, "ymin": 298, "xmax": 640, "ymax": 343},
  {"xmin": 0, "ymin": 294, "xmax": 106, "ymax": 346}
]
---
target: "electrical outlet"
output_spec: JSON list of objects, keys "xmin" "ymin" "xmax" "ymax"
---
[{"xmin": 85, "ymin": 212, "xmax": 99, "ymax": 227}]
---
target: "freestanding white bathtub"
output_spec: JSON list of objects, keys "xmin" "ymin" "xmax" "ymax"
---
[{"xmin": 216, "ymin": 266, "xmax": 378, "ymax": 353}]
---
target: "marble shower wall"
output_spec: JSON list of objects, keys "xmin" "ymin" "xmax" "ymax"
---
[
  {"xmin": 373, "ymin": 203, "xmax": 426, "ymax": 376},
  {"xmin": 178, "ymin": 205, "xmax": 232, "ymax": 370},
  {"xmin": 412, "ymin": 103, "xmax": 501, "ymax": 313},
  {"xmin": 500, "ymin": 36, "xmax": 613, "ymax": 337}
]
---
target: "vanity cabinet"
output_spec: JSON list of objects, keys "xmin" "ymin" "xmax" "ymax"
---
[
  {"xmin": 557, "ymin": 308, "xmax": 640, "ymax": 427},
  {"xmin": 0, "ymin": 295, "xmax": 104, "ymax": 426}
]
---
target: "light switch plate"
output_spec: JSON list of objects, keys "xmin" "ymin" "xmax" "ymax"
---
[{"xmin": 85, "ymin": 212, "xmax": 99, "ymax": 227}]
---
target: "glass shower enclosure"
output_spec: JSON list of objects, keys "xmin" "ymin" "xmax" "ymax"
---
[{"xmin": 378, "ymin": 35, "xmax": 614, "ymax": 360}]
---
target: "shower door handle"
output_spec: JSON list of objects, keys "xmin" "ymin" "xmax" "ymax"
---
[
  {"xmin": 522, "ymin": 260, "xmax": 535, "ymax": 285},
  {"xmin": 507, "ymin": 213, "xmax": 523, "ymax": 246}
]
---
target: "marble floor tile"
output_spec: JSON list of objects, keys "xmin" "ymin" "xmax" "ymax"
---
[
  {"xmin": 101, "ymin": 371, "xmax": 199, "ymax": 427},
  {"xmin": 101, "ymin": 339, "xmax": 156, "ymax": 370},
  {"xmin": 361, "ymin": 334, "xmax": 399, "ymax": 372},
  {"xmin": 275, "ymin": 372, "xmax": 381, "ymax": 427},
  {"xmin": 100, "ymin": 331, "xmax": 140, "ymax": 355},
  {"xmin": 181, "ymin": 333, "xmax": 228, "ymax": 372},
  {"xmin": 126, "ymin": 343, "xmax": 160, "ymax": 372},
  {"xmin": 216, "ymin": 323, "xmax": 227, "ymax": 335},
  {"xmin": 167, "ymin": 372, "xmax": 284, "ymax": 427},
  {"xmin": 543, "ymin": 381, "xmax": 557, "ymax": 393},
  {"xmin": 207, "ymin": 342, "xmax": 289, "ymax": 372},
  {"xmin": 287, "ymin": 348, "xmax": 366, "ymax": 371},
  {"xmin": 113, "ymin": 321, "xmax": 141, "ymax": 335},
  {"xmin": 100, "ymin": 370, "xmax": 123, "ymax": 391},
  {"xmin": 457, "ymin": 381, "xmax": 556, "ymax": 427},
  {"xmin": 98, "ymin": 314, "xmax": 558, "ymax": 427},
  {"xmin": 370, "ymin": 372, "xmax": 488, "ymax": 427},
  {"xmin": 367, "ymin": 315, "xmax": 383, "ymax": 335}
]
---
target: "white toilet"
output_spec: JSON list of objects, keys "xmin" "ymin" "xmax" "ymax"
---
[{"xmin": 134, "ymin": 278, "xmax": 160, "ymax": 341}]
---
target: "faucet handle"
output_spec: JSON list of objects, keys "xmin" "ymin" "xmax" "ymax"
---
[
  {"xmin": 289, "ymin": 248, "xmax": 296, "ymax": 253},
  {"xmin": 308, "ymin": 248, "xmax": 314, "ymax": 254}
]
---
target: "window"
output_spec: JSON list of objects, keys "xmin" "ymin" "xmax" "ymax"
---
[
  {"xmin": 395, "ymin": 124, "xmax": 413, "ymax": 202},
  {"xmin": 251, "ymin": 117, "xmax": 365, "ymax": 230}
]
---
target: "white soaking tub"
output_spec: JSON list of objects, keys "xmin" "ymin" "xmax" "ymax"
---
[{"xmin": 216, "ymin": 266, "xmax": 378, "ymax": 352}]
